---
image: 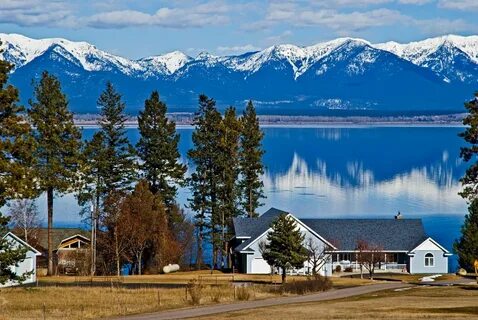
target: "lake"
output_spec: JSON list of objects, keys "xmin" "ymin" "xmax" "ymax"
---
[{"xmin": 42, "ymin": 125, "xmax": 468, "ymax": 271}]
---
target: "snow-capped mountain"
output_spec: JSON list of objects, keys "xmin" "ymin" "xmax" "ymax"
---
[{"xmin": 1, "ymin": 33, "xmax": 477, "ymax": 114}]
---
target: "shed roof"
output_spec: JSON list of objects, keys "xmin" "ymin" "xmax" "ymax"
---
[{"xmin": 25, "ymin": 228, "xmax": 90, "ymax": 252}]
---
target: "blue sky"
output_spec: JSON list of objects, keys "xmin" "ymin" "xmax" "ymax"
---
[{"xmin": 1, "ymin": 0, "xmax": 477, "ymax": 58}]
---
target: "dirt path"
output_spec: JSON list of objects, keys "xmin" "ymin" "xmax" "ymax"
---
[{"xmin": 118, "ymin": 282, "xmax": 411, "ymax": 320}]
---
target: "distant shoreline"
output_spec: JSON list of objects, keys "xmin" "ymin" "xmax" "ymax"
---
[{"xmin": 74, "ymin": 113, "xmax": 466, "ymax": 128}]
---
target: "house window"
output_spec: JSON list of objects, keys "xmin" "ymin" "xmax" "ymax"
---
[{"xmin": 424, "ymin": 253, "xmax": 434, "ymax": 267}]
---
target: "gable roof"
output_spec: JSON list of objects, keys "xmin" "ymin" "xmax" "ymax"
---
[
  {"xmin": 233, "ymin": 208, "xmax": 288, "ymax": 251},
  {"xmin": 2, "ymin": 232, "xmax": 41, "ymax": 255},
  {"xmin": 26, "ymin": 228, "xmax": 90, "ymax": 251},
  {"xmin": 232, "ymin": 208, "xmax": 428, "ymax": 252},
  {"xmin": 409, "ymin": 237, "xmax": 450, "ymax": 254}
]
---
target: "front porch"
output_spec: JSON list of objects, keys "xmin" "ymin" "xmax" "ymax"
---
[{"xmin": 331, "ymin": 252, "xmax": 409, "ymax": 273}]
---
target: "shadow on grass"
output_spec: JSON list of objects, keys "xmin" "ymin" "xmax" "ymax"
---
[{"xmin": 407, "ymin": 307, "xmax": 478, "ymax": 316}]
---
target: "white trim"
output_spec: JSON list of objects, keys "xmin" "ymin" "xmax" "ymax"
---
[
  {"xmin": 409, "ymin": 237, "xmax": 449, "ymax": 254},
  {"xmin": 424, "ymin": 252, "xmax": 435, "ymax": 267},
  {"xmin": 240, "ymin": 228, "xmax": 272, "ymax": 252},
  {"xmin": 288, "ymin": 213, "xmax": 338, "ymax": 250},
  {"xmin": 59, "ymin": 234, "xmax": 90, "ymax": 245},
  {"xmin": 330, "ymin": 250, "xmax": 409, "ymax": 253},
  {"xmin": 3, "ymin": 232, "xmax": 41, "ymax": 255}
]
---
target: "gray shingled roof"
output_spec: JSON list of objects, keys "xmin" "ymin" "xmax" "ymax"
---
[
  {"xmin": 233, "ymin": 208, "xmax": 288, "ymax": 251},
  {"xmin": 301, "ymin": 219, "xmax": 426, "ymax": 251},
  {"xmin": 232, "ymin": 209, "xmax": 427, "ymax": 252}
]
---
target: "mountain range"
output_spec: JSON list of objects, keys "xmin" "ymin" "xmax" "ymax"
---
[{"xmin": 1, "ymin": 33, "xmax": 477, "ymax": 115}]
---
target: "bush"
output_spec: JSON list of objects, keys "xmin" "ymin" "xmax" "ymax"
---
[
  {"xmin": 334, "ymin": 265, "xmax": 342, "ymax": 273},
  {"xmin": 187, "ymin": 279, "xmax": 203, "ymax": 305},
  {"xmin": 344, "ymin": 266, "xmax": 353, "ymax": 272},
  {"xmin": 280, "ymin": 276, "xmax": 332, "ymax": 295},
  {"xmin": 209, "ymin": 285, "xmax": 227, "ymax": 302},
  {"xmin": 235, "ymin": 286, "xmax": 251, "ymax": 301}
]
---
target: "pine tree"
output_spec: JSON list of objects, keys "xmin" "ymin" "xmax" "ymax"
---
[
  {"xmin": 137, "ymin": 91, "xmax": 186, "ymax": 209},
  {"xmin": 97, "ymin": 82, "xmax": 137, "ymax": 193},
  {"xmin": 261, "ymin": 214, "xmax": 308, "ymax": 283},
  {"xmin": 0, "ymin": 213, "xmax": 29, "ymax": 285},
  {"xmin": 28, "ymin": 71, "xmax": 81, "ymax": 276},
  {"xmin": 239, "ymin": 100, "xmax": 265, "ymax": 218},
  {"xmin": 460, "ymin": 92, "xmax": 478, "ymax": 201},
  {"xmin": 0, "ymin": 46, "xmax": 33, "ymax": 284},
  {"xmin": 454, "ymin": 200, "xmax": 478, "ymax": 271},
  {"xmin": 457, "ymin": 92, "xmax": 478, "ymax": 272},
  {"xmin": 188, "ymin": 94, "xmax": 222, "ymax": 268},
  {"xmin": 76, "ymin": 131, "xmax": 108, "ymax": 275},
  {"xmin": 0, "ymin": 41, "xmax": 36, "ymax": 210},
  {"xmin": 217, "ymin": 107, "xmax": 241, "ymax": 267}
]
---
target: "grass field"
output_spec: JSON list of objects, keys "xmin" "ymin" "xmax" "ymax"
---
[
  {"xmin": 197, "ymin": 285, "xmax": 478, "ymax": 319},
  {"xmin": 0, "ymin": 271, "xmax": 473, "ymax": 319}
]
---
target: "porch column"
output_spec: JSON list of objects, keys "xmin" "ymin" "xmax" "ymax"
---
[{"xmin": 384, "ymin": 253, "xmax": 387, "ymax": 271}]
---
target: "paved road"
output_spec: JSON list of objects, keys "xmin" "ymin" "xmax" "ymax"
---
[{"xmin": 118, "ymin": 282, "xmax": 411, "ymax": 320}]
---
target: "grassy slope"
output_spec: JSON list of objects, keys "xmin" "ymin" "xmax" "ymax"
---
[{"xmin": 197, "ymin": 286, "xmax": 478, "ymax": 320}]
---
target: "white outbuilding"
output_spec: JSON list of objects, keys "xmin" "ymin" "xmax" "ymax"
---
[{"xmin": 1, "ymin": 232, "xmax": 41, "ymax": 288}]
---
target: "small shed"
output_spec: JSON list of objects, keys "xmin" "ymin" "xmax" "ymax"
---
[{"xmin": 1, "ymin": 232, "xmax": 41, "ymax": 287}]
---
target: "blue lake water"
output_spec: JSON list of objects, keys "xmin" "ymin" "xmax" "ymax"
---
[{"xmin": 38, "ymin": 125, "xmax": 468, "ymax": 271}]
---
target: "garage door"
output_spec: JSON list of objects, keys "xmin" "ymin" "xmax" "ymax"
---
[{"xmin": 251, "ymin": 258, "xmax": 271, "ymax": 274}]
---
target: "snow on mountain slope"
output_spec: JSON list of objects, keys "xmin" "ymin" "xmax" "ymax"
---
[
  {"xmin": 0, "ymin": 33, "xmax": 144, "ymax": 74},
  {"xmin": 224, "ymin": 38, "xmax": 369, "ymax": 79},
  {"xmin": 1, "ymin": 33, "xmax": 478, "ymax": 83},
  {"xmin": 139, "ymin": 51, "xmax": 192, "ymax": 76},
  {"xmin": 376, "ymin": 35, "xmax": 478, "ymax": 65}
]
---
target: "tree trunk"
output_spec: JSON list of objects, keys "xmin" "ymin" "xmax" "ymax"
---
[
  {"xmin": 249, "ymin": 188, "xmax": 253, "ymax": 218},
  {"xmin": 115, "ymin": 226, "xmax": 120, "ymax": 277},
  {"xmin": 196, "ymin": 225, "xmax": 203, "ymax": 269},
  {"xmin": 138, "ymin": 251, "xmax": 143, "ymax": 276},
  {"xmin": 282, "ymin": 267, "xmax": 286, "ymax": 284},
  {"xmin": 47, "ymin": 187, "xmax": 54, "ymax": 276}
]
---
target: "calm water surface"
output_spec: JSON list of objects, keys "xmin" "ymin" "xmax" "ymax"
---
[{"xmin": 44, "ymin": 126, "xmax": 468, "ymax": 271}]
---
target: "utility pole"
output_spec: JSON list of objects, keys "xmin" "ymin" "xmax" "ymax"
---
[{"xmin": 90, "ymin": 201, "xmax": 97, "ymax": 276}]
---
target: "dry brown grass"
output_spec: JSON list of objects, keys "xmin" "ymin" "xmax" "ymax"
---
[
  {"xmin": 197, "ymin": 285, "xmax": 478, "ymax": 320},
  {"xmin": 0, "ymin": 272, "xmax": 375, "ymax": 319},
  {"xmin": 0, "ymin": 283, "xmax": 275, "ymax": 320}
]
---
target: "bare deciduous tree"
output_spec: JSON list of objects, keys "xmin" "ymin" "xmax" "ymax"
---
[
  {"xmin": 305, "ymin": 237, "xmax": 333, "ymax": 276},
  {"xmin": 356, "ymin": 240, "xmax": 385, "ymax": 280},
  {"xmin": 8, "ymin": 199, "xmax": 41, "ymax": 243}
]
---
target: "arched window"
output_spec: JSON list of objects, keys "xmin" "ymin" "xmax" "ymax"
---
[{"xmin": 424, "ymin": 253, "xmax": 434, "ymax": 267}]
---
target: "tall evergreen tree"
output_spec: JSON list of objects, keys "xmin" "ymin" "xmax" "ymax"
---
[
  {"xmin": 0, "ymin": 213, "xmax": 29, "ymax": 285},
  {"xmin": 76, "ymin": 131, "xmax": 108, "ymax": 275},
  {"xmin": 188, "ymin": 94, "xmax": 222, "ymax": 267},
  {"xmin": 0, "ymin": 43, "xmax": 34, "ymax": 285},
  {"xmin": 28, "ymin": 71, "xmax": 81, "ymax": 276},
  {"xmin": 459, "ymin": 92, "xmax": 478, "ymax": 201},
  {"xmin": 454, "ymin": 200, "xmax": 478, "ymax": 271},
  {"xmin": 0, "ymin": 42, "xmax": 36, "ymax": 210},
  {"xmin": 239, "ymin": 100, "xmax": 265, "ymax": 218},
  {"xmin": 94, "ymin": 82, "xmax": 137, "ymax": 275},
  {"xmin": 218, "ymin": 107, "xmax": 241, "ymax": 266},
  {"xmin": 261, "ymin": 214, "xmax": 308, "ymax": 283},
  {"xmin": 97, "ymin": 82, "xmax": 137, "ymax": 193},
  {"xmin": 457, "ymin": 92, "xmax": 478, "ymax": 272},
  {"xmin": 137, "ymin": 91, "xmax": 186, "ymax": 209}
]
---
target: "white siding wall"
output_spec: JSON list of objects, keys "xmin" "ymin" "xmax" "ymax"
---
[
  {"xmin": 0, "ymin": 234, "xmax": 38, "ymax": 288},
  {"xmin": 244, "ymin": 221, "xmax": 333, "ymax": 276}
]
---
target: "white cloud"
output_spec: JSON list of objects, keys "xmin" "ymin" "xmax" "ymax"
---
[
  {"xmin": 217, "ymin": 44, "xmax": 261, "ymax": 54},
  {"xmin": 438, "ymin": 0, "xmax": 478, "ymax": 11},
  {"xmin": 398, "ymin": 0, "xmax": 432, "ymax": 4}
]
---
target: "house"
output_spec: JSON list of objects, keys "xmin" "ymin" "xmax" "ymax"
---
[
  {"xmin": 231, "ymin": 208, "xmax": 452, "ymax": 275},
  {"xmin": 25, "ymin": 228, "xmax": 91, "ymax": 275},
  {"xmin": 1, "ymin": 232, "xmax": 41, "ymax": 287}
]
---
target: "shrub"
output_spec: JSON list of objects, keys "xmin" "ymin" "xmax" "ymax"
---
[
  {"xmin": 208, "ymin": 285, "xmax": 227, "ymax": 302},
  {"xmin": 344, "ymin": 266, "xmax": 353, "ymax": 272},
  {"xmin": 334, "ymin": 265, "xmax": 342, "ymax": 273},
  {"xmin": 235, "ymin": 286, "xmax": 251, "ymax": 301},
  {"xmin": 280, "ymin": 276, "xmax": 332, "ymax": 295},
  {"xmin": 187, "ymin": 280, "xmax": 203, "ymax": 305}
]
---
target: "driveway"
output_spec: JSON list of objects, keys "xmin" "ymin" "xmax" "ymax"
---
[{"xmin": 117, "ymin": 282, "xmax": 411, "ymax": 320}]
